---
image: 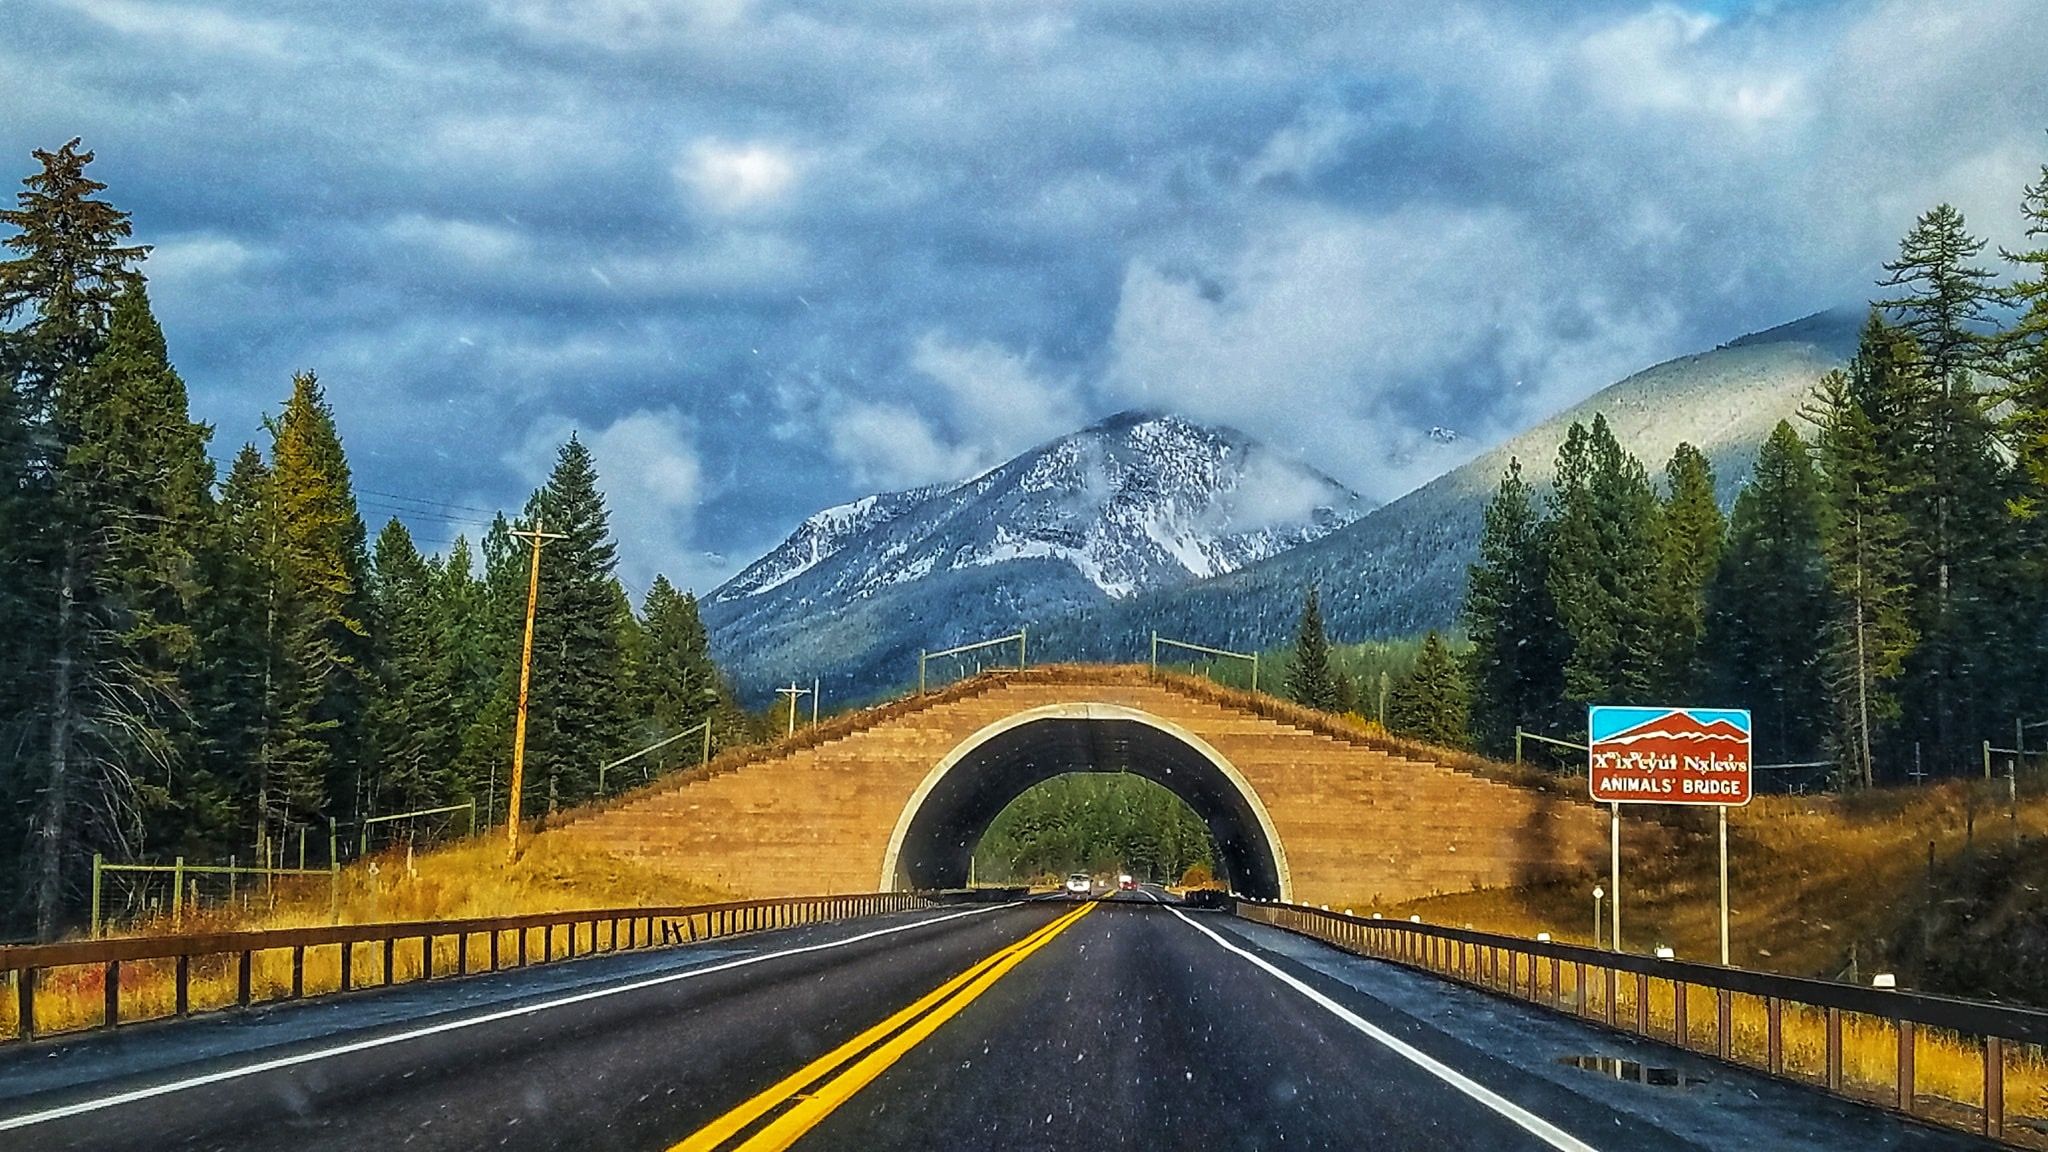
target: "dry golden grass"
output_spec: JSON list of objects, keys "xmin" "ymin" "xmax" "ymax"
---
[
  {"xmin": 5, "ymin": 831, "xmax": 738, "ymax": 1040},
  {"xmin": 1375, "ymin": 779, "xmax": 2048, "ymax": 981}
]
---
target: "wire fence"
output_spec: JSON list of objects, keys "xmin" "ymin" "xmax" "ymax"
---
[
  {"xmin": 1150, "ymin": 633, "xmax": 1259, "ymax": 693},
  {"xmin": 92, "ymin": 856, "xmax": 340, "ymax": 939},
  {"xmin": 88, "ymin": 800, "xmax": 487, "ymax": 938},
  {"xmin": 359, "ymin": 800, "xmax": 478, "ymax": 857},
  {"xmin": 917, "ymin": 629, "xmax": 1028, "ymax": 694}
]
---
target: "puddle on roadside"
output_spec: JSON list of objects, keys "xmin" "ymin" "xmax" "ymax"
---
[{"xmin": 1556, "ymin": 1055, "xmax": 1709, "ymax": 1088}]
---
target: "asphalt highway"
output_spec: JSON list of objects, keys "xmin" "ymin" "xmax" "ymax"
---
[{"xmin": 0, "ymin": 888, "xmax": 1989, "ymax": 1151}]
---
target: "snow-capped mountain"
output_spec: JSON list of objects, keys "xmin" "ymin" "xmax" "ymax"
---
[
  {"xmin": 704, "ymin": 411, "xmax": 1368, "ymax": 697},
  {"xmin": 714, "ymin": 484, "xmax": 952, "ymax": 601}
]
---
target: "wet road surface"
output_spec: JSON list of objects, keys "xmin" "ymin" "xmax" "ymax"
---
[{"xmin": 0, "ymin": 889, "xmax": 1989, "ymax": 1151}]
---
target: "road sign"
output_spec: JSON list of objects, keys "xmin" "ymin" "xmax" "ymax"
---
[{"xmin": 1588, "ymin": 706, "xmax": 1752, "ymax": 806}]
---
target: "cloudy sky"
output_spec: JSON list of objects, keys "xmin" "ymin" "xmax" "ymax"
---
[{"xmin": 2, "ymin": 1, "xmax": 2043, "ymax": 597}]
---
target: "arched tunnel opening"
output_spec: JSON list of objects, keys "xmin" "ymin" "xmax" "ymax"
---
[{"xmin": 886, "ymin": 714, "xmax": 1288, "ymax": 900}]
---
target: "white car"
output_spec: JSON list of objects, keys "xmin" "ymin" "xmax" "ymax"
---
[
  {"xmin": 1117, "ymin": 873, "xmax": 1136, "ymax": 891},
  {"xmin": 1064, "ymin": 872, "xmax": 1092, "ymax": 898}
]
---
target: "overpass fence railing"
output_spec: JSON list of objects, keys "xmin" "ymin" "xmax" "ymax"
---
[
  {"xmin": 1236, "ymin": 900, "xmax": 2048, "ymax": 1146},
  {"xmin": 0, "ymin": 891, "xmax": 936, "ymax": 1046}
]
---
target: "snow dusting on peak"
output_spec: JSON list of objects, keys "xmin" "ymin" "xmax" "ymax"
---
[{"xmin": 707, "ymin": 410, "xmax": 1368, "ymax": 624}]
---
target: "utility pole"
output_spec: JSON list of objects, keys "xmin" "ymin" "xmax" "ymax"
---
[
  {"xmin": 506, "ymin": 519, "xmax": 566, "ymax": 861},
  {"xmin": 777, "ymin": 681, "xmax": 813, "ymax": 738}
]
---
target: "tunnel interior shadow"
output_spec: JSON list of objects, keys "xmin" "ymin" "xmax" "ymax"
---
[{"xmin": 893, "ymin": 717, "xmax": 1284, "ymax": 900}]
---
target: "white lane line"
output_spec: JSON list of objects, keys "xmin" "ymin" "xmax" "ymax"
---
[
  {"xmin": 0, "ymin": 902, "xmax": 1016, "ymax": 1132},
  {"xmin": 1165, "ymin": 904, "xmax": 1602, "ymax": 1152}
]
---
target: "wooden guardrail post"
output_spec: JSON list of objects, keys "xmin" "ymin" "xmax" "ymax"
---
[
  {"xmin": 16, "ymin": 968, "xmax": 33, "ymax": 1040},
  {"xmin": 1986, "ymin": 1035, "xmax": 2005, "ymax": 1138},
  {"xmin": 1825, "ymin": 1007, "xmax": 1844, "ymax": 1092},
  {"xmin": 1897, "ymin": 1021, "xmax": 1916, "ymax": 1114}
]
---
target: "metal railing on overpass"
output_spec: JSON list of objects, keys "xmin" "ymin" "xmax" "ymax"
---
[
  {"xmin": 0, "ymin": 892, "xmax": 935, "ymax": 1045},
  {"xmin": 1237, "ymin": 900, "xmax": 2048, "ymax": 1145}
]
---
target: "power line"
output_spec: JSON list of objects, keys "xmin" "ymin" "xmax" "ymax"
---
[
  {"xmin": 358, "ymin": 488, "xmax": 501, "ymax": 516},
  {"xmin": 359, "ymin": 499, "xmax": 497, "ymax": 530}
]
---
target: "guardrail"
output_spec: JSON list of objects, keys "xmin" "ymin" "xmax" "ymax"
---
[
  {"xmin": 1, "ymin": 891, "xmax": 934, "ymax": 1044},
  {"xmin": 1237, "ymin": 900, "xmax": 2048, "ymax": 1145}
]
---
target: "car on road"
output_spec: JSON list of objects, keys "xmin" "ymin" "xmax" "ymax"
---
[
  {"xmin": 1117, "ymin": 874, "xmax": 1136, "ymax": 891},
  {"xmin": 1064, "ymin": 872, "xmax": 1092, "ymax": 898}
]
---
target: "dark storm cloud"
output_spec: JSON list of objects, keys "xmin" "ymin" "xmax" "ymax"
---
[{"xmin": 1, "ymin": 0, "xmax": 2042, "ymax": 592}]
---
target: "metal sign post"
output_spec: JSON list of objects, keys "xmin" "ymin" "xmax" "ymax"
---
[
  {"xmin": 1719, "ymin": 804, "xmax": 1731, "ymax": 966},
  {"xmin": 1590, "ymin": 705, "xmax": 1753, "ymax": 962},
  {"xmin": 1609, "ymin": 803, "xmax": 1621, "ymax": 952}
]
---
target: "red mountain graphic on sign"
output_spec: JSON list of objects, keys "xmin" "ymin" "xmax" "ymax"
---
[{"xmin": 1599, "ymin": 712, "xmax": 1749, "ymax": 754}]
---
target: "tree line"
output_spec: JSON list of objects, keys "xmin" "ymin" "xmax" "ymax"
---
[
  {"xmin": 971, "ymin": 773, "xmax": 1213, "ymax": 885},
  {"xmin": 0, "ymin": 142, "xmax": 745, "ymax": 939},
  {"xmin": 1284, "ymin": 157, "xmax": 2048, "ymax": 787}
]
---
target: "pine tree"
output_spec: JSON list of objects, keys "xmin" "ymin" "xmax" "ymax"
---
[
  {"xmin": 1285, "ymin": 585, "xmax": 1341, "ymax": 712},
  {"xmin": 0, "ymin": 140, "xmax": 150, "ymax": 429},
  {"xmin": 265, "ymin": 373, "xmax": 369, "ymax": 830},
  {"xmin": 1462, "ymin": 457, "xmax": 1568, "ymax": 755},
  {"xmin": 1880, "ymin": 207, "xmax": 2009, "ymax": 772},
  {"xmin": 639, "ymin": 576, "xmax": 727, "ymax": 772},
  {"xmin": 1546, "ymin": 415, "xmax": 1662, "ymax": 720},
  {"xmin": 1878, "ymin": 203, "xmax": 1997, "ymax": 387},
  {"xmin": 2006, "ymin": 159, "xmax": 2048, "ymax": 514},
  {"xmin": 0, "ymin": 142, "xmax": 152, "ymax": 936},
  {"xmin": 1703, "ymin": 422, "xmax": 1830, "ymax": 762},
  {"xmin": 365, "ymin": 520, "xmax": 460, "ymax": 814},
  {"xmin": 457, "ymin": 514, "xmax": 524, "ymax": 824},
  {"xmin": 63, "ymin": 285, "xmax": 216, "ymax": 855},
  {"xmin": 1812, "ymin": 332, "xmax": 1919, "ymax": 787},
  {"xmin": 1387, "ymin": 630, "xmax": 1469, "ymax": 748},
  {"xmin": 524, "ymin": 436, "xmax": 634, "ymax": 812},
  {"xmin": 1654, "ymin": 443, "xmax": 1725, "ymax": 699},
  {"xmin": 189, "ymin": 444, "xmax": 278, "ymax": 858},
  {"xmin": 432, "ymin": 535, "xmax": 499, "ymax": 806}
]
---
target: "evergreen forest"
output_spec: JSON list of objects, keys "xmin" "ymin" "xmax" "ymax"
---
[
  {"xmin": 0, "ymin": 143, "xmax": 746, "ymax": 939},
  {"xmin": 1341, "ymin": 161, "xmax": 2048, "ymax": 791}
]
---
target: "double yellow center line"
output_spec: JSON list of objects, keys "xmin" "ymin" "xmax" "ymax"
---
[{"xmin": 670, "ymin": 900, "xmax": 1098, "ymax": 1152}]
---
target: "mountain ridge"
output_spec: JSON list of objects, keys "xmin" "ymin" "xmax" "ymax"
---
[{"xmin": 704, "ymin": 410, "xmax": 1369, "ymax": 698}]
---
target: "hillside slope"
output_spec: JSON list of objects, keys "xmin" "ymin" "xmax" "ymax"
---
[{"xmin": 1032, "ymin": 308, "xmax": 1864, "ymax": 658}]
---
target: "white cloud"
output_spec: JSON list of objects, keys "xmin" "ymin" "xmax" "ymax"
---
[
  {"xmin": 815, "ymin": 332, "xmax": 1084, "ymax": 492},
  {"xmin": 61, "ymin": 0, "xmax": 293, "ymax": 59},
  {"xmin": 909, "ymin": 333, "xmax": 1080, "ymax": 453},
  {"xmin": 1102, "ymin": 204, "xmax": 1677, "ymax": 500},
  {"xmin": 1573, "ymin": 6, "xmax": 1805, "ymax": 127},
  {"xmin": 383, "ymin": 215, "xmax": 530, "ymax": 267},
  {"xmin": 679, "ymin": 139, "xmax": 799, "ymax": 214},
  {"xmin": 827, "ymin": 400, "xmax": 984, "ymax": 490},
  {"xmin": 147, "ymin": 233, "xmax": 257, "ymax": 285},
  {"xmin": 507, "ymin": 408, "xmax": 711, "ymax": 595}
]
